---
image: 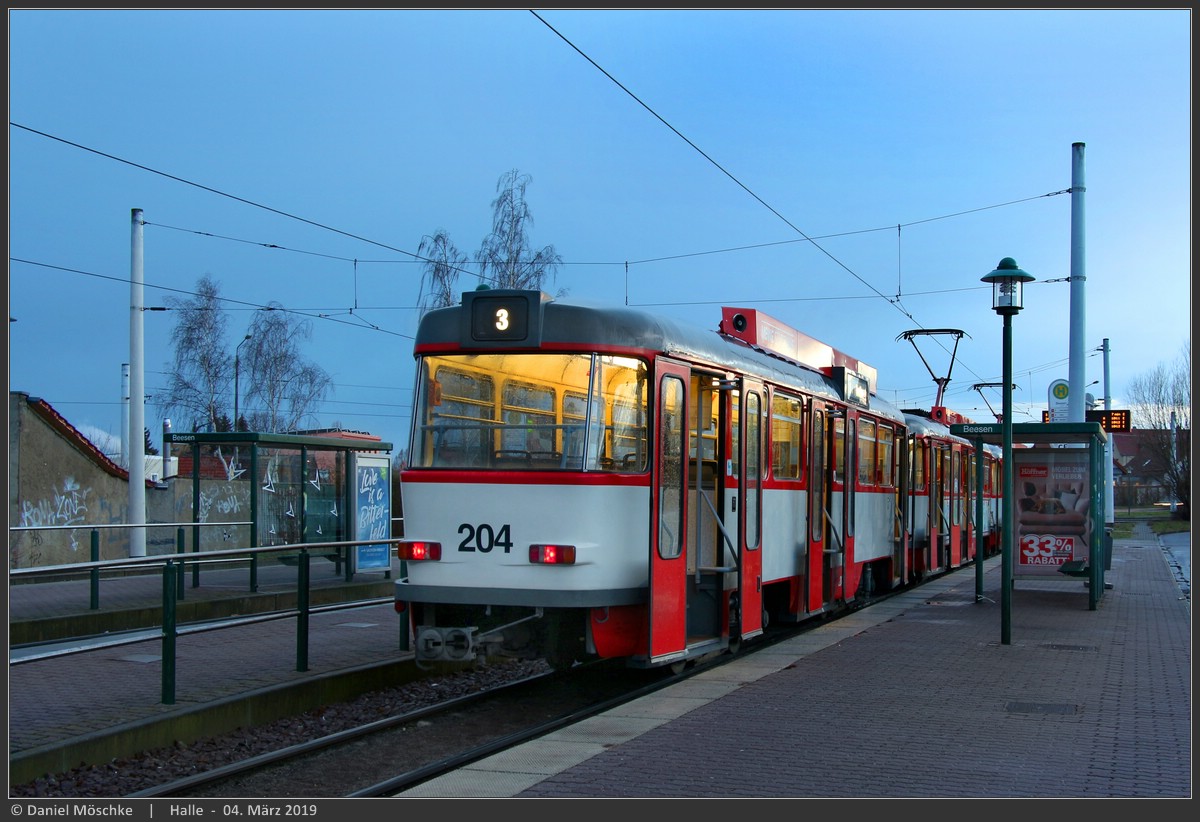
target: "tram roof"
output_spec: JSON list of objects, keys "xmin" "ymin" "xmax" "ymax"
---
[{"xmin": 417, "ymin": 293, "xmax": 907, "ymax": 424}]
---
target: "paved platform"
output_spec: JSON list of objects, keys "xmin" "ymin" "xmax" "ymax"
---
[
  {"xmin": 402, "ymin": 528, "xmax": 1192, "ymax": 799},
  {"xmin": 7, "ymin": 526, "xmax": 1192, "ymax": 798},
  {"xmin": 8, "ymin": 562, "xmax": 407, "ymax": 786}
]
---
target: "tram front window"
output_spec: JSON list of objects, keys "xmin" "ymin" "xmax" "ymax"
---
[{"xmin": 410, "ymin": 352, "xmax": 649, "ymax": 472}]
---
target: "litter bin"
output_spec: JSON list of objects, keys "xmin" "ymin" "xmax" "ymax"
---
[{"xmin": 1103, "ymin": 527, "xmax": 1113, "ymax": 572}]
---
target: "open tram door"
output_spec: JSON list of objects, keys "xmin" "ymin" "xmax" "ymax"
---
[
  {"xmin": 948, "ymin": 445, "xmax": 967, "ymax": 566},
  {"xmin": 648, "ymin": 359, "xmax": 690, "ymax": 665},
  {"xmin": 920, "ymin": 442, "xmax": 947, "ymax": 573},
  {"xmin": 733, "ymin": 376, "xmax": 764, "ymax": 641},
  {"xmin": 808, "ymin": 400, "xmax": 847, "ymax": 611}
]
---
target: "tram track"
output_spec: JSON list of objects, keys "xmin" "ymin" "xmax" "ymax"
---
[
  {"xmin": 128, "ymin": 576, "xmax": 933, "ymax": 798},
  {"xmin": 130, "ymin": 658, "xmax": 666, "ymax": 798},
  {"xmin": 12, "ymin": 565, "xmax": 974, "ymax": 799}
]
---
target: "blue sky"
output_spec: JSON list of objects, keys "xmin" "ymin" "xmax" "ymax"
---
[{"xmin": 7, "ymin": 8, "xmax": 1192, "ymax": 459}]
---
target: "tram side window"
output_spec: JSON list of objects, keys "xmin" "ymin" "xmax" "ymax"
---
[
  {"xmin": 832, "ymin": 417, "xmax": 846, "ymax": 485},
  {"xmin": 730, "ymin": 392, "xmax": 740, "ymax": 478},
  {"xmin": 689, "ymin": 380, "xmax": 719, "ymax": 462},
  {"xmin": 612, "ymin": 400, "xmax": 646, "ymax": 471},
  {"xmin": 658, "ymin": 375, "xmax": 686, "ymax": 559},
  {"xmin": 425, "ymin": 366, "xmax": 496, "ymax": 467},
  {"xmin": 563, "ymin": 390, "xmax": 605, "ymax": 469},
  {"xmin": 857, "ymin": 419, "xmax": 876, "ymax": 486},
  {"xmin": 500, "ymin": 380, "xmax": 557, "ymax": 458},
  {"xmin": 952, "ymin": 450, "xmax": 963, "ymax": 525},
  {"xmin": 771, "ymin": 394, "xmax": 804, "ymax": 481},
  {"xmin": 913, "ymin": 439, "xmax": 926, "ymax": 490},
  {"xmin": 607, "ymin": 360, "xmax": 649, "ymax": 472},
  {"xmin": 877, "ymin": 425, "xmax": 894, "ymax": 487}
]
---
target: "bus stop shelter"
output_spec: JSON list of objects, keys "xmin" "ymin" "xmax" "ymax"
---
[
  {"xmin": 951, "ymin": 421, "xmax": 1109, "ymax": 610},
  {"xmin": 167, "ymin": 431, "xmax": 394, "ymax": 578}
]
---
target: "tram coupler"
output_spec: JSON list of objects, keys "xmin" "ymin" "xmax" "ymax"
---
[{"xmin": 415, "ymin": 626, "xmax": 479, "ymax": 662}]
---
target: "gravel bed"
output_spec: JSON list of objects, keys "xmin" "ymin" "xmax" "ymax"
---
[{"xmin": 11, "ymin": 658, "xmax": 551, "ymax": 799}]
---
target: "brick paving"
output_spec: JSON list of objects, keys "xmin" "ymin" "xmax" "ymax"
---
[
  {"xmin": 517, "ymin": 527, "xmax": 1191, "ymax": 798},
  {"xmin": 7, "ymin": 526, "xmax": 1191, "ymax": 798}
]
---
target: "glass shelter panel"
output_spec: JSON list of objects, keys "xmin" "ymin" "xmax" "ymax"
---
[{"xmin": 257, "ymin": 447, "xmax": 305, "ymax": 547}]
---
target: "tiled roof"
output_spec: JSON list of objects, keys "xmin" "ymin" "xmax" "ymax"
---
[{"xmin": 23, "ymin": 394, "xmax": 140, "ymax": 484}]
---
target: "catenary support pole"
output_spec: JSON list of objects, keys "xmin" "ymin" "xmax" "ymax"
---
[
  {"xmin": 129, "ymin": 208, "xmax": 146, "ymax": 557},
  {"xmin": 1068, "ymin": 143, "xmax": 1087, "ymax": 422},
  {"xmin": 1102, "ymin": 339, "xmax": 1114, "ymax": 524}
]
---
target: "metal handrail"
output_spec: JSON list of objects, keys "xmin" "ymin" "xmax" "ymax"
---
[
  {"xmin": 10, "ymin": 537, "xmax": 401, "ymax": 705},
  {"xmin": 9, "ymin": 537, "xmax": 388, "ymax": 578},
  {"xmin": 9, "ymin": 520, "xmax": 252, "ymax": 533}
]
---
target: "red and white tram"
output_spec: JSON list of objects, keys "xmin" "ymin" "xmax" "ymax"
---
[{"xmin": 395, "ymin": 288, "xmax": 999, "ymax": 669}]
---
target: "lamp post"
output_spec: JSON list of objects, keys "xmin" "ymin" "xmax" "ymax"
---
[
  {"xmin": 234, "ymin": 333, "xmax": 252, "ymax": 432},
  {"xmin": 981, "ymin": 257, "xmax": 1034, "ymax": 645}
]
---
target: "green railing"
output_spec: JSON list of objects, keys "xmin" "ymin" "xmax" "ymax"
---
[{"xmin": 10, "ymin": 535, "xmax": 401, "ymax": 705}]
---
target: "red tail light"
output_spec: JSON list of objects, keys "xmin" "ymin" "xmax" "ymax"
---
[
  {"xmin": 529, "ymin": 544, "xmax": 576, "ymax": 564},
  {"xmin": 396, "ymin": 540, "xmax": 442, "ymax": 561}
]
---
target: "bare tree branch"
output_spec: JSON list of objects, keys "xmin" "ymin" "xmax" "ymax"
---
[
  {"xmin": 416, "ymin": 229, "xmax": 469, "ymax": 317},
  {"xmin": 1126, "ymin": 341, "xmax": 1190, "ymax": 509},
  {"xmin": 158, "ymin": 275, "xmax": 231, "ymax": 432},
  {"xmin": 242, "ymin": 304, "xmax": 333, "ymax": 433},
  {"xmin": 475, "ymin": 169, "xmax": 564, "ymax": 293}
]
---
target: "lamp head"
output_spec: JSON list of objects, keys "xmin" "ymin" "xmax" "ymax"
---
[{"xmin": 981, "ymin": 257, "xmax": 1035, "ymax": 315}]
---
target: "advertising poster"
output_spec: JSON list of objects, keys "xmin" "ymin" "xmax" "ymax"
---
[
  {"xmin": 353, "ymin": 455, "xmax": 392, "ymax": 573},
  {"xmin": 1013, "ymin": 448, "xmax": 1093, "ymax": 575}
]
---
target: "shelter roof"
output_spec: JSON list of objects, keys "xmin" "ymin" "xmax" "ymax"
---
[{"xmin": 949, "ymin": 421, "xmax": 1106, "ymax": 447}]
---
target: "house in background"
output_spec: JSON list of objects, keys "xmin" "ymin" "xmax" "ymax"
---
[{"xmin": 1110, "ymin": 428, "xmax": 1188, "ymax": 510}]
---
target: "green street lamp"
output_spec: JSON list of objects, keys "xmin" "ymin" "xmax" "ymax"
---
[{"xmin": 982, "ymin": 257, "xmax": 1035, "ymax": 645}]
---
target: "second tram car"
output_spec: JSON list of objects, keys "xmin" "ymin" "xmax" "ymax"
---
[{"xmin": 394, "ymin": 289, "xmax": 1000, "ymax": 670}]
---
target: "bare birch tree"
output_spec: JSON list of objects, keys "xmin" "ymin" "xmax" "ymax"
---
[
  {"xmin": 160, "ymin": 279, "xmax": 333, "ymax": 435},
  {"xmin": 476, "ymin": 169, "xmax": 563, "ymax": 292},
  {"xmin": 416, "ymin": 229, "xmax": 469, "ymax": 317},
  {"xmin": 416, "ymin": 169, "xmax": 564, "ymax": 318},
  {"xmin": 161, "ymin": 275, "xmax": 231, "ymax": 432},
  {"xmin": 241, "ymin": 304, "xmax": 333, "ymax": 433}
]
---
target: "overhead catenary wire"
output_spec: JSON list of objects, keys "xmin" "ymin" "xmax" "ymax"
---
[{"xmin": 10, "ymin": 82, "xmax": 1075, "ymax": 429}]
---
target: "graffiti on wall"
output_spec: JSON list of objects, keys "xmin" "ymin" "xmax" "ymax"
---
[
  {"xmin": 19, "ymin": 476, "xmax": 92, "ymax": 551},
  {"xmin": 12, "ymin": 476, "xmax": 127, "ymax": 565}
]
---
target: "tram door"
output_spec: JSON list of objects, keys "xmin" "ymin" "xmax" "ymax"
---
[
  {"xmin": 948, "ymin": 447, "xmax": 965, "ymax": 566},
  {"xmin": 906, "ymin": 434, "xmax": 923, "ymax": 579},
  {"xmin": 893, "ymin": 432, "xmax": 911, "ymax": 587},
  {"xmin": 963, "ymin": 450, "xmax": 978, "ymax": 563},
  {"xmin": 808, "ymin": 401, "xmax": 846, "ymax": 610},
  {"xmin": 736, "ymin": 377, "xmax": 764, "ymax": 640},
  {"xmin": 928, "ymin": 444, "xmax": 946, "ymax": 571},
  {"xmin": 649, "ymin": 360, "xmax": 689, "ymax": 663}
]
